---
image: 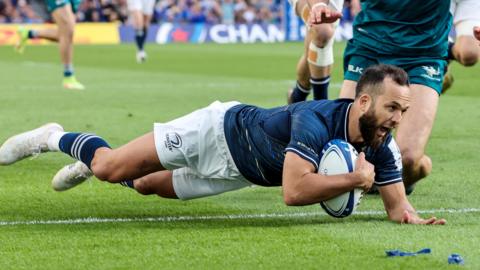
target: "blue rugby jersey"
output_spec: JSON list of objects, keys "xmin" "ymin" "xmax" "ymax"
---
[{"xmin": 223, "ymin": 99, "xmax": 402, "ymax": 187}]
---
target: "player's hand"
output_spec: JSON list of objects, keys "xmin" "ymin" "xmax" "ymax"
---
[
  {"xmin": 350, "ymin": 0, "xmax": 361, "ymax": 16},
  {"xmin": 474, "ymin": 26, "xmax": 480, "ymax": 42},
  {"xmin": 308, "ymin": 2, "xmax": 343, "ymax": 26},
  {"xmin": 353, "ymin": 152, "xmax": 375, "ymax": 192},
  {"xmin": 401, "ymin": 210, "xmax": 446, "ymax": 225}
]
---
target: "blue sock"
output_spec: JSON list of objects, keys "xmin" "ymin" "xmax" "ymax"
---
[
  {"xmin": 135, "ymin": 29, "xmax": 145, "ymax": 51},
  {"xmin": 290, "ymin": 81, "xmax": 311, "ymax": 103},
  {"xmin": 140, "ymin": 27, "xmax": 148, "ymax": 49},
  {"xmin": 58, "ymin": 133, "xmax": 111, "ymax": 169},
  {"xmin": 28, "ymin": 30, "xmax": 37, "ymax": 39},
  {"xmin": 120, "ymin": 180, "xmax": 135, "ymax": 189},
  {"xmin": 447, "ymin": 41, "xmax": 455, "ymax": 61},
  {"xmin": 311, "ymin": 76, "xmax": 330, "ymax": 100},
  {"xmin": 64, "ymin": 64, "xmax": 74, "ymax": 77}
]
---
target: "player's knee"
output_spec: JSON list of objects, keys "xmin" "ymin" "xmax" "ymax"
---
[
  {"xmin": 420, "ymin": 155, "xmax": 432, "ymax": 176},
  {"xmin": 134, "ymin": 178, "xmax": 155, "ymax": 195},
  {"xmin": 307, "ymin": 41, "xmax": 334, "ymax": 67},
  {"xmin": 458, "ymin": 50, "xmax": 479, "ymax": 66},
  {"xmin": 310, "ymin": 26, "xmax": 334, "ymax": 48},
  {"xmin": 91, "ymin": 157, "xmax": 122, "ymax": 182},
  {"xmin": 55, "ymin": 17, "xmax": 75, "ymax": 37},
  {"xmin": 401, "ymin": 148, "xmax": 423, "ymax": 171},
  {"xmin": 402, "ymin": 149, "xmax": 432, "ymax": 175}
]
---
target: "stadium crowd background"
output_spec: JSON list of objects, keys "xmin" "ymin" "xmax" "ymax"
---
[{"xmin": 0, "ymin": 0, "xmax": 356, "ymax": 25}]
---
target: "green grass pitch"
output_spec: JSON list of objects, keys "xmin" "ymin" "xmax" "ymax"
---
[{"xmin": 0, "ymin": 42, "xmax": 479, "ymax": 269}]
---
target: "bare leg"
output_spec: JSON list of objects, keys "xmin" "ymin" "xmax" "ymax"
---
[
  {"xmin": 34, "ymin": 28, "xmax": 59, "ymax": 42},
  {"xmin": 289, "ymin": 0, "xmax": 335, "ymax": 102},
  {"xmin": 339, "ymin": 80, "xmax": 357, "ymax": 98},
  {"xmin": 452, "ymin": 35, "xmax": 480, "ymax": 66},
  {"xmin": 395, "ymin": 84, "xmax": 438, "ymax": 186},
  {"xmin": 296, "ymin": 54, "xmax": 311, "ymax": 88},
  {"xmin": 143, "ymin": 14, "xmax": 152, "ymax": 28},
  {"xmin": 287, "ymin": 39, "xmax": 312, "ymax": 103},
  {"xmin": 297, "ymin": 27, "xmax": 313, "ymax": 88},
  {"xmin": 51, "ymin": 5, "xmax": 76, "ymax": 68},
  {"xmin": 133, "ymin": 170, "xmax": 178, "ymax": 199},
  {"xmin": 91, "ymin": 132, "xmax": 166, "ymax": 183},
  {"xmin": 131, "ymin": 10, "xmax": 144, "ymax": 31}
]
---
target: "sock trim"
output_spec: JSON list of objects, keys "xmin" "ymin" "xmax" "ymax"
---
[
  {"xmin": 120, "ymin": 180, "xmax": 135, "ymax": 189},
  {"xmin": 310, "ymin": 77, "xmax": 331, "ymax": 85},
  {"xmin": 72, "ymin": 135, "xmax": 101, "ymax": 160},
  {"xmin": 296, "ymin": 82, "xmax": 311, "ymax": 93},
  {"xmin": 70, "ymin": 134, "xmax": 90, "ymax": 158}
]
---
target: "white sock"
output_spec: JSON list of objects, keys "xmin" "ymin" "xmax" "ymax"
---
[{"xmin": 47, "ymin": 131, "xmax": 66, "ymax": 151}]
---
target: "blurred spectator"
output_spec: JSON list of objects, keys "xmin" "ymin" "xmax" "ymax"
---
[
  {"xmin": 220, "ymin": 0, "xmax": 233, "ymax": 24},
  {"xmin": 242, "ymin": 5, "xmax": 255, "ymax": 23},
  {"xmin": 0, "ymin": 0, "xmax": 42, "ymax": 22},
  {"xmin": 0, "ymin": 0, "xmax": 312, "ymax": 25},
  {"xmin": 99, "ymin": 0, "xmax": 125, "ymax": 22},
  {"xmin": 0, "ymin": 0, "xmax": 8, "ymax": 22},
  {"xmin": 77, "ymin": 0, "xmax": 101, "ymax": 22},
  {"xmin": 187, "ymin": 0, "xmax": 207, "ymax": 23},
  {"xmin": 77, "ymin": 0, "xmax": 125, "ymax": 22}
]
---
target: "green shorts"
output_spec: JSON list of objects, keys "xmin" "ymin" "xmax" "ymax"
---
[
  {"xmin": 343, "ymin": 40, "xmax": 447, "ymax": 94},
  {"xmin": 46, "ymin": 0, "xmax": 81, "ymax": 13}
]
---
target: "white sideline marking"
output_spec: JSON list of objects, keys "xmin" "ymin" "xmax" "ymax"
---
[{"xmin": 0, "ymin": 208, "xmax": 479, "ymax": 226}]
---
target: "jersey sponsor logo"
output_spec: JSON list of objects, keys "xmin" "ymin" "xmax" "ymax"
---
[
  {"xmin": 348, "ymin": 64, "xmax": 363, "ymax": 74},
  {"xmin": 420, "ymin": 66, "xmax": 442, "ymax": 81},
  {"xmin": 164, "ymin": 132, "xmax": 182, "ymax": 151},
  {"xmin": 155, "ymin": 23, "xmax": 285, "ymax": 44}
]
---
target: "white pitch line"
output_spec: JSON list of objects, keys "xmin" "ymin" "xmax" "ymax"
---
[{"xmin": 0, "ymin": 208, "xmax": 478, "ymax": 227}]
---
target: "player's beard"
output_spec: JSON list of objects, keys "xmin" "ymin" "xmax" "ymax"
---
[{"xmin": 359, "ymin": 108, "xmax": 388, "ymax": 150}]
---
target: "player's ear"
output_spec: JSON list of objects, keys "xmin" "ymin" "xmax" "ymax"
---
[{"xmin": 358, "ymin": 94, "xmax": 372, "ymax": 113}]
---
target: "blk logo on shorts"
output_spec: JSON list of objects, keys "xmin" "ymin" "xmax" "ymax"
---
[
  {"xmin": 348, "ymin": 64, "xmax": 363, "ymax": 74},
  {"xmin": 164, "ymin": 132, "xmax": 182, "ymax": 151}
]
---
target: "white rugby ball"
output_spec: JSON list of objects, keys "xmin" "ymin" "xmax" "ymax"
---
[{"xmin": 319, "ymin": 139, "xmax": 364, "ymax": 218}]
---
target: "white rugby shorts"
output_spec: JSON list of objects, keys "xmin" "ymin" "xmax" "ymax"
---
[
  {"xmin": 154, "ymin": 101, "xmax": 253, "ymax": 200},
  {"xmin": 450, "ymin": 0, "xmax": 480, "ymax": 36},
  {"xmin": 127, "ymin": 0, "xmax": 155, "ymax": 15}
]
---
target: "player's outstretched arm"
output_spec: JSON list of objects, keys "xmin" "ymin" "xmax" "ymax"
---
[
  {"xmin": 282, "ymin": 152, "xmax": 373, "ymax": 206},
  {"xmin": 308, "ymin": 0, "xmax": 343, "ymax": 26},
  {"xmin": 378, "ymin": 183, "xmax": 446, "ymax": 225}
]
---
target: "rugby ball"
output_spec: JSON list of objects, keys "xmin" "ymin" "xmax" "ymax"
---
[{"xmin": 319, "ymin": 139, "xmax": 364, "ymax": 218}]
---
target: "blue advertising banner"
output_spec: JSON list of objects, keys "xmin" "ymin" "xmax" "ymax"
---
[
  {"xmin": 283, "ymin": 0, "xmax": 306, "ymax": 41},
  {"xmin": 119, "ymin": 23, "xmax": 295, "ymax": 44},
  {"xmin": 118, "ymin": 22, "xmax": 353, "ymax": 44}
]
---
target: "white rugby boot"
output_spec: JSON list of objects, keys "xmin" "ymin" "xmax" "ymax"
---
[
  {"xmin": 136, "ymin": 50, "xmax": 147, "ymax": 63},
  {"xmin": 52, "ymin": 161, "xmax": 93, "ymax": 191},
  {"xmin": 0, "ymin": 123, "xmax": 63, "ymax": 165}
]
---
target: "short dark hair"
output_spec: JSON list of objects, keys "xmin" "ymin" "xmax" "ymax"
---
[{"xmin": 355, "ymin": 64, "xmax": 409, "ymax": 98}]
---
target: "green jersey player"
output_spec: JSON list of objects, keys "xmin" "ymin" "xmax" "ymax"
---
[
  {"xmin": 15, "ymin": 0, "xmax": 85, "ymax": 90},
  {"xmin": 328, "ymin": 0, "xmax": 452, "ymax": 193}
]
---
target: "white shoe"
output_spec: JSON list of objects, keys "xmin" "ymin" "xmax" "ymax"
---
[
  {"xmin": 136, "ymin": 51, "xmax": 147, "ymax": 63},
  {"xmin": 0, "ymin": 123, "xmax": 63, "ymax": 165},
  {"xmin": 52, "ymin": 161, "xmax": 93, "ymax": 191}
]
